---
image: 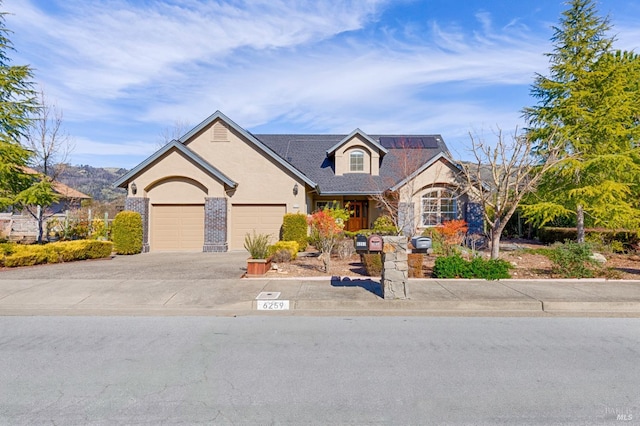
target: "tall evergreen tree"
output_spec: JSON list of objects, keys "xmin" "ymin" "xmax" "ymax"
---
[
  {"xmin": 523, "ymin": 0, "xmax": 640, "ymax": 242},
  {"xmin": 0, "ymin": 3, "xmax": 39, "ymax": 209}
]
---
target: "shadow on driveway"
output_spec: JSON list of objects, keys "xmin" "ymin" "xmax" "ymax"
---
[{"xmin": 330, "ymin": 276, "xmax": 382, "ymax": 297}]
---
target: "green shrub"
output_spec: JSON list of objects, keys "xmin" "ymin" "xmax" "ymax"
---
[
  {"xmin": 538, "ymin": 227, "xmax": 578, "ymax": 244},
  {"xmin": 468, "ymin": 256, "xmax": 512, "ymax": 280},
  {"xmin": 0, "ymin": 243, "xmax": 16, "ymax": 256},
  {"xmin": 268, "ymin": 240, "xmax": 299, "ymax": 260},
  {"xmin": 90, "ymin": 218, "xmax": 109, "ymax": 240},
  {"xmin": 271, "ymin": 249, "xmax": 292, "ymax": 263},
  {"xmin": 282, "ymin": 213, "xmax": 308, "ymax": 251},
  {"xmin": 433, "ymin": 254, "xmax": 512, "ymax": 280},
  {"xmin": 83, "ymin": 240, "xmax": 114, "ymax": 259},
  {"xmin": 361, "ymin": 253, "xmax": 382, "ymax": 276},
  {"xmin": 547, "ymin": 241, "xmax": 600, "ymax": 278},
  {"xmin": 433, "ymin": 254, "xmax": 470, "ymax": 278},
  {"xmin": 111, "ymin": 211, "xmax": 143, "ymax": 255},
  {"xmin": 372, "ymin": 215, "xmax": 398, "ymax": 235},
  {"xmin": 539, "ymin": 227, "xmax": 640, "ymax": 252},
  {"xmin": 344, "ymin": 230, "xmax": 374, "ymax": 239},
  {"xmin": 1, "ymin": 240, "xmax": 113, "ymax": 268},
  {"xmin": 244, "ymin": 231, "xmax": 272, "ymax": 259}
]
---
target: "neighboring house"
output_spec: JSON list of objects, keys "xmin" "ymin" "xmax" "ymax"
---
[
  {"xmin": 3, "ymin": 169, "xmax": 91, "ymax": 242},
  {"xmin": 114, "ymin": 111, "xmax": 481, "ymax": 252},
  {"xmin": 22, "ymin": 167, "xmax": 91, "ymax": 213}
]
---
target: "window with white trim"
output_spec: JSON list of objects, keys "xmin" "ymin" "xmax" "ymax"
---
[
  {"xmin": 421, "ymin": 188, "xmax": 458, "ymax": 226},
  {"xmin": 349, "ymin": 150, "xmax": 364, "ymax": 172}
]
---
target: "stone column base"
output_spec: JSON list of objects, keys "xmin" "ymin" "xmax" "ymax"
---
[{"xmin": 381, "ymin": 236, "xmax": 408, "ymax": 300}]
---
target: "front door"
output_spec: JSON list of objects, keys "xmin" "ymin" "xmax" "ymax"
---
[{"xmin": 345, "ymin": 201, "xmax": 366, "ymax": 232}]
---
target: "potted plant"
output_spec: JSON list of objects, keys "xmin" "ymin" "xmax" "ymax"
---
[{"xmin": 244, "ymin": 231, "xmax": 272, "ymax": 276}]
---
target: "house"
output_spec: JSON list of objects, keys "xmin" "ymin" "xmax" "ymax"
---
[
  {"xmin": 2, "ymin": 169, "xmax": 91, "ymax": 242},
  {"xmin": 22, "ymin": 167, "xmax": 92, "ymax": 213},
  {"xmin": 114, "ymin": 111, "xmax": 481, "ymax": 252}
]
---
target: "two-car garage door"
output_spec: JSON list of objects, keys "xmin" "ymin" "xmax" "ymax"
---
[
  {"xmin": 230, "ymin": 204, "xmax": 286, "ymax": 250},
  {"xmin": 150, "ymin": 203, "xmax": 286, "ymax": 251}
]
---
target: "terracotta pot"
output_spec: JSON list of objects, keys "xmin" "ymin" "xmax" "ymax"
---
[{"xmin": 246, "ymin": 258, "xmax": 272, "ymax": 276}]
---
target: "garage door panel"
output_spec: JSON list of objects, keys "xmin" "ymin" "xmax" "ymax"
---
[
  {"xmin": 231, "ymin": 204, "xmax": 286, "ymax": 250},
  {"xmin": 151, "ymin": 204, "xmax": 204, "ymax": 251}
]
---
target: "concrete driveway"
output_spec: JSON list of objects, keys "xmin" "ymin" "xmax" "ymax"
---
[{"xmin": 0, "ymin": 251, "xmax": 250, "ymax": 280}]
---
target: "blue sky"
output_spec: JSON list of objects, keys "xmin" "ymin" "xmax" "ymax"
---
[{"xmin": 6, "ymin": 0, "xmax": 640, "ymax": 168}]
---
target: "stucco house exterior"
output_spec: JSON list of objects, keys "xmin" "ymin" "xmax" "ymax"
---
[{"xmin": 114, "ymin": 111, "xmax": 480, "ymax": 252}]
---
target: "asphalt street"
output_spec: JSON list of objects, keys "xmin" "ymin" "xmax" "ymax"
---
[{"xmin": 1, "ymin": 316, "xmax": 639, "ymax": 425}]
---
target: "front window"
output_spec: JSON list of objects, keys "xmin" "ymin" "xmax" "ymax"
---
[
  {"xmin": 315, "ymin": 200, "xmax": 340, "ymax": 211},
  {"xmin": 421, "ymin": 188, "xmax": 458, "ymax": 226},
  {"xmin": 349, "ymin": 150, "xmax": 364, "ymax": 172}
]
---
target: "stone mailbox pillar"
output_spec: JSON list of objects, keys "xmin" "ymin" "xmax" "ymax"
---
[{"xmin": 381, "ymin": 236, "xmax": 408, "ymax": 299}]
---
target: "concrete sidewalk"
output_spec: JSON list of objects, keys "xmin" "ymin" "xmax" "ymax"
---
[{"xmin": 1, "ymin": 275, "xmax": 640, "ymax": 317}]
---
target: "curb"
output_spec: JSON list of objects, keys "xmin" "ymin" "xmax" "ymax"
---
[
  {"xmin": 542, "ymin": 301, "xmax": 640, "ymax": 313},
  {"xmin": 2, "ymin": 300, "xmax": 640, "ymax": 317}
]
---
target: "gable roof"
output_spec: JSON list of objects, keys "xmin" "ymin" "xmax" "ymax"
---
[
  {"xmin": 52, "ymin": 180, "xmax": 91, "ymax": 199},
  {"xmin": 388, "ymin": 152, "xmax": 457, "ymax": 191},
  {"xmin": 23, "ymin": 167, "xmax": 91, "ymax": 199},
  {"xmin": 179, "ymin": 111, "xmax": 317, "ymax": 188},
  {"xmin": 325, "ymin": 128, "xmax": 388, "ymax": 157},
  {"xmin": 114, "ymin": 110, "xmax": 455, "ymax": 195},
  {"xmin": 113, "ymin": 140, "xmax": 237, "ymax": 189},
  {"xmin": 254, "ymin": 133, "xmax": 453, "ymax": 195}
]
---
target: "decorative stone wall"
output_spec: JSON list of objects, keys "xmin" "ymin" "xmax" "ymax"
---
[
  {"xmin": 381, "ymin": 236, "xmax": 408, "ymax": 299},
  {"xmin": 203, "ymin": 197, "xmax": 228, "ymax": 252},
  {"xmin": 125, "ymin": 197, "xmax": 150, "ymax": 253}
]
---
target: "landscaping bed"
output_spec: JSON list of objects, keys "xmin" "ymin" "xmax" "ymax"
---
[{"xmin": 266, "ymin": 240, "xmax": 640, "ymax": 280}]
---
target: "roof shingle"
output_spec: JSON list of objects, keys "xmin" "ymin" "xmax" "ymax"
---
[{"xmin": 254, "ymin": 134, "xmax": 450, "ymax": 195}]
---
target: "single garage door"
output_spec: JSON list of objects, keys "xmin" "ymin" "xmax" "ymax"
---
[
  {"xmin": 151, "ymin": 204, "xmax": 205, "ymax": 251},
  {"xmin": 231, "ymin": 204, "xmax": 286, "ymax": 250}
]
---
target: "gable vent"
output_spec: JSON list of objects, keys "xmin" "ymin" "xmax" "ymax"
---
[{"xmin": 212, "ymin": 121, "xmax": 229, "ymax": 142}]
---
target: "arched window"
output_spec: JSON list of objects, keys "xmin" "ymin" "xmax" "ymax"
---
[
  {"xmin": 421, "ymin": 188, "xmax": 458, "ymax": 226},
  {"xmin": 349, "ymin": 150, "xmax": 364, "ymax": 172}
]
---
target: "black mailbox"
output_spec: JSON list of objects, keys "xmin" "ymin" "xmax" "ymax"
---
[
  {"xmin": 411, "ymin": 236, "xmax": 432, "ymax": 251},
  {"xmin": 368, "ymin": 235, "xmax": 383, "ymax": 251},
  {"xmin": 354, "ymin": 234, "xmax": 368, "ymax": 252}
]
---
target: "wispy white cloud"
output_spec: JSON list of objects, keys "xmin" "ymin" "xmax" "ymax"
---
[
  {"xmin": 4, "ymin": 0, "xmax": 640, "ymax": 167},
  {"xmin": 9, "ymin": 1, "xmax": 386, "ymax": 98}
]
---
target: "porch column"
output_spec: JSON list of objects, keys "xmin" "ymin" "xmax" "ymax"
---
[
  {"xmin": 203, "ymin": 197, "xmax": 228, "ymax": 252},
  {"xmin": 124, "ymin": 197, "xmax": 150, "ymax": 253}
]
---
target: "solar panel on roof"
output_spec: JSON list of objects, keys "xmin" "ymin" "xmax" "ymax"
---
[{"xmin": 379, "ymin": 137, "xmax": 440, "ymax": 149}]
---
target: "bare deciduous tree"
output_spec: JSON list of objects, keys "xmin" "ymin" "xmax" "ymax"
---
[
  {"xmin": 22, "ymin": 89, "xmax": 74, "ymax": 242},
  {"xmin": 369, "ymin": 141, "xmax": 446, "ymax": 236},
  {"xmin": 156, "ymin": 119, "xmax": 191, "ymax": 149},
  {"xmin": 458, "ymin": 129, "xmax": 562, "ymax": 259}
]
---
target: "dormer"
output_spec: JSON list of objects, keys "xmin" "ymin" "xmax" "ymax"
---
[{"xmin": 326, "ymin": 129, "xmax": 388, "ymax": 176}]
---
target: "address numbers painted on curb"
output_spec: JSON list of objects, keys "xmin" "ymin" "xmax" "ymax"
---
[{"xmin": 257, "ymin": 300, "xmax": 290, "ymax": 310}]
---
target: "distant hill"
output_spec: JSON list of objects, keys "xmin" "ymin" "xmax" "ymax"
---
[{"xmin": 57, "ymin": 165, "xmax": 128, "ymax": 202}]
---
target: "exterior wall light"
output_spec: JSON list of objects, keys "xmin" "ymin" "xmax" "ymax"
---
[
  {"xmin": 131, "ymin": 182, "xmax": 137, "ymax": 195},
  {"xmin": 293, "ymin": 183, "xmax": 299, "ymax": 196}
]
